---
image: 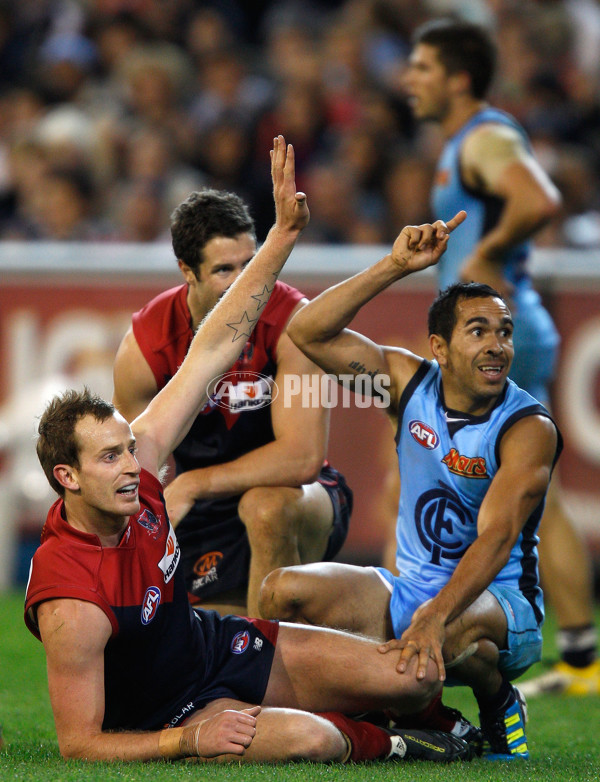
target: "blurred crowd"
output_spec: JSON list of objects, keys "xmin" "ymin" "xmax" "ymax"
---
[{"xmin": 1, "ymin": 0, "xmax": 600, "ymax": 246}]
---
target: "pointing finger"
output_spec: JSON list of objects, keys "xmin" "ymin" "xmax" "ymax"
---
[{"xmin": 445, "ymin": 210, "xmax": 467, "ymax": 232}]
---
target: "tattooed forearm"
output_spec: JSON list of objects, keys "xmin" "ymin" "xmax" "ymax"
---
[
  {"xmin": 251, "ymin": 282, "xmax": 275, "ymax": 312},
  {"xmin": 227, "ymin": 311, "xmax": 258, "ymax": 342}
]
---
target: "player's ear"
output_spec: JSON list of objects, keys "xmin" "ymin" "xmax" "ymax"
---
[
  {"xmin": 178, "ymin": 260, "xmax": 197, "ymax": 284},
  {"xmin": 430, "ymin": 333, "xmax": 448, "ymax": 366},
  {"xmin": 53, "ymin": 464, "xmax": 80, "ymax": 492},
  {"xmin": 450, "ymin": 69, "xmax": 471, "ymax": 97}
]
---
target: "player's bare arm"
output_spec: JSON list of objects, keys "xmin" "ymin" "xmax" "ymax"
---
[
  {"xmin": 132, "ymin": 136, "xmax": 309, "ymax": 477},
  {"xmin": 287, "ymin": 213, "xmax": 466, "ymax": 411},
  {"xmin": 36, "ymin": 598, "xmax": 260, "ymax": 760},
  {"xmin": 112, "ymin": 328, "xmax": 158, "ymax": 422},
  {"xmin": 164, "ymin": 309, "xmax": 329, "ymax": 524},
  {"xmin": 379, "ymin": 414, "xmax": 557, "ymax": 682},
  {"xmin": 460, "ymin": 124, "xmax": 561, "ymax": 293}
]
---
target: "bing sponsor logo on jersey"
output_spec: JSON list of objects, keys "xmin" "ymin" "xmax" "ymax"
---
[
  {"xmin": 409, "ymin": 420, "xmax": 440, "ymax": 449},
  {"xmin": 141, "ymin": 586, "xmax": 161, "ymax": 625},
  {"xmin": 231, "ymin": 630, "xmax": 250, "ymax": 654},
  {"xmin": 158, "ymin": 526, "xmax": 180, "ymax": 583},
  {"xmin": 442, "ymin": 448, "xmax": 489, "ymax": 479},
  {"xmin": 205, "ymin": 371, "xmax": 278, "ymax": 412}
]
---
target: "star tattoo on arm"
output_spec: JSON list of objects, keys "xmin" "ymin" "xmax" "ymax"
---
[
  {"xmin": 227, "ymin": 310, "xmax": 258, "ymax": 342},
  {"xmin": 251, "ymin": 284, "xmax": 273, "ymax": 312}
]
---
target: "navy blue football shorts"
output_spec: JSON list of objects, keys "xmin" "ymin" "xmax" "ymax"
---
[
  {"xmin": 164, "ymin": 611, "xmax": 278, "ymax": 727},
  {"xmin": 177, "ymin": 464, "xmax": 353, "ymax": 602}
]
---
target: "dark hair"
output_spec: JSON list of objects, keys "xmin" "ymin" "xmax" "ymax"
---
[
  {"xmin": 428, "ymin": 282, "xmax": 504, "ymax": 343},
  {"xmin": 412, "ymin": 19, "xmax": 496, "ymax": 99},
  {"xmin": 37, "ymin": 388, "xmax": 115, "ymax": 496},
  {"xmin": 170, "ymin": 189, "xmax": 255, "ymax": 276}
]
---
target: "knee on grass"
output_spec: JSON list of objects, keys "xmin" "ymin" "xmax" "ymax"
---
[{"xmin": 265, "ymin": 711, "xmax": 348, "ymax": 762}]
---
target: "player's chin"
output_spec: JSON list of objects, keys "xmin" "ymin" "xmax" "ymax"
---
[
  {"xmin": 116, "ymin": 492, "xmax": 140, "ymax": 512},
  {"xmin": 477, "ymin": 367, "xmax": 507, "ymax": 385},
  {"xmin": 474, "ymin": 377, "xmax": 506, "ymax": 399}
]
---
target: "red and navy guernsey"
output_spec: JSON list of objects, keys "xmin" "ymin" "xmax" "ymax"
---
[{"xmin": 24, "ymin": 470, "xmax": 246, "ymax": 731}]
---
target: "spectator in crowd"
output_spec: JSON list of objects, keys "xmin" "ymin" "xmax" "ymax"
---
[{"xmin": 0, "ymin": 0, "xmax": 597, "ymax": 245}]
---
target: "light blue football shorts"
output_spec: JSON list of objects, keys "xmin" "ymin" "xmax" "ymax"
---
[{"xmin": 374, "ymin": 567, "xmax": 543, "ymax": 682}]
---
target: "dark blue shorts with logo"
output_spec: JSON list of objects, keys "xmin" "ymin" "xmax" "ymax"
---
[
  {"xmin": 176, "ymin": 464, "xmax": 353, "ymax": 602},
  {"xmin": 164, "ymin": 611, "xmax": 278, "ymax": 727}
]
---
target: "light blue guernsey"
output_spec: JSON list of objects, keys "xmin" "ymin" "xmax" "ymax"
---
[
  {"xmin": 431, "ymin": 107, "xmax": 559, "ymax": 401},
  {"xmin": 394, "ymin": 359, "xmax": 560, "ymax": 625}
]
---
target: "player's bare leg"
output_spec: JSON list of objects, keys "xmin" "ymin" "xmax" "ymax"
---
[
  {"xmin": 184, "ymin": 699, "xmax": 348, "ymax": 763},
  {"xmin": 442, "ymin": 592, "xmax": 530, "ymax": 760},
  {"xmin": 259, "ymin": 562, "xmax": 394, "ymax": 639},
  {"xmin": 185, "ymin": 689, "xmax": 469, "ymax": 764},
  {"xmin": 539, "ymin": 480, "xmax": 594, "ymax": 627},
  {"xmin": 238, "ymin": 483, "xmax": 335, "ymax": 618}
]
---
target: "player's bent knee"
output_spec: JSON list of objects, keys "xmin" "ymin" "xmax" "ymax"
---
[
  {"xmin": 286, "ymin": 713, "xmax": 347, "ymax": 762},
  {"xmin": 238, "ymin": 488, "xmax": 297, "ymax": 539},
  {"xmin": 388, "ymin": 661, "xmax": 441, "ymax": 710},
  {"xmin": 258, "ymin": 567, "xmax": 307, "ymax": 620}
]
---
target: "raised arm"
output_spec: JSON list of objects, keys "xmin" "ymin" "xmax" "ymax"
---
[
  {"xmin": 132, "ymin": 136, "xmax": 309, "ymax": 475},
  {"xmin": 163, "ymin": 309, "xmax": 330, "ymax": 523},
  {"xmin": 287, "ymin": 212, "xmax": 467, "ymax": 412}
]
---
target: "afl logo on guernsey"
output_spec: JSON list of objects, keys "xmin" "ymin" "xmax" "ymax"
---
[
  {"xmin": 409, "ymin": 420, "xmax": 439, "ymax": 450},
  {"xmin": 141, "ymin": 586, "xmax": 161, "ymax": 625},
  {"xmin": 231, "ymin": 630, "xmax": 250, "ymax": 655}
]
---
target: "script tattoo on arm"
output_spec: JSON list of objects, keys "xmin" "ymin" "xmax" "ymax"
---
[{"xmin": 348, "ymin": 359, "xmax": 381, "ymax": 379}]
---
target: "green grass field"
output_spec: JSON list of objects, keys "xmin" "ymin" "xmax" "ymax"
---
[{"xmin": 1, "ymin": 589, "xmax": 599, "ymax": 781}]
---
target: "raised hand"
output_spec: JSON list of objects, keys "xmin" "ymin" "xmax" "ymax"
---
[
  {"xmin": 390, "ymin": 210, "xmax": 466, "ymax": 276},
  {"xmin": 271, "ymin": 135, "xmax": 310, "ymax": 234}
]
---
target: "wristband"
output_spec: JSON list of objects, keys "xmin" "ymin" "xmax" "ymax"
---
[{"xmin": 158, "ymin": 727, "xmax": 185, "ymax": 759}]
